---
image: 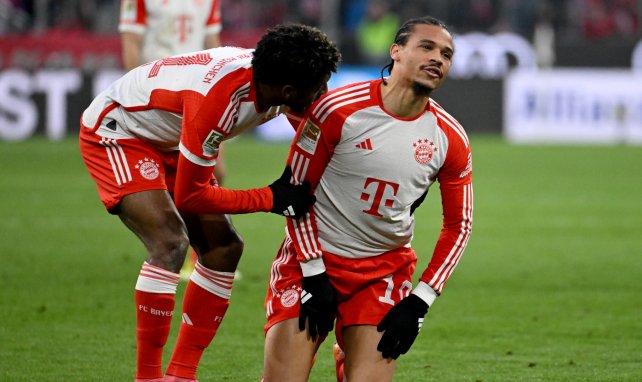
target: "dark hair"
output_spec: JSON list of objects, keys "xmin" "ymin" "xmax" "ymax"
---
[
  {"xmin": 252, "ymin": 24, "xmax": 341, "ymax": 88},
  {"xmin": 381, "ymin": 16, "xmax": 450, "ymax": 81}
]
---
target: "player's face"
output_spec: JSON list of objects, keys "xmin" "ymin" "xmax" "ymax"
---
[
  {"xmin": 391, "ymin": 24, "xmax": 454, "ymax": 92},
  {"xmin": 287, "ymin": 74, "xmax": 331, "ymax": 113}
]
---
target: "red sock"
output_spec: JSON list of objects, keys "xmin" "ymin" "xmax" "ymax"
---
[
  {"xmin": 135, "ymin": 262, "xmax": 180, "ymax": 379},
  {"xmin": 165, "ymin": 262, "xmax": 234, "ymax": 379}
]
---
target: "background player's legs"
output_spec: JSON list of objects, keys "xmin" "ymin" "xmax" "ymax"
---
[
  {"xmin": 262, "ymin": 318, "xmax": 320, "ymax": 382},
  {"xmin": 118, "ymin": 190, "xmax": 190, "ymax": 381},
  {"xmin": 342, "ymin": 325, "xmax": 396, "ymax": 382},
  {"xmin": 165, "ymin": 214, "xmax": 243, "ymax": 379}
]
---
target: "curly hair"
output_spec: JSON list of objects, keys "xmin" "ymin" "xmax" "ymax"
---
[{"xmin": 252, "ymin": 24, "xmax": 341, "ymax": 88}]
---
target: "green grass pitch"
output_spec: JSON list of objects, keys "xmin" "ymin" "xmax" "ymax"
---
[{"xmin": 1, "ymin": 135, "xmax": 641, "ymax": 381}]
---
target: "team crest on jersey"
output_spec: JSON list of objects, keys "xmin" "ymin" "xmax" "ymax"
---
[
  {"xmin": 202, "ymin": 130, "xmax": 225, "ymax": 156},
  {"xmin": 135, "ymin": 158, "xmax": 160, "ymax": 180},
  {"xmin": 413, "ymin": 138, "xmax": 437, "ymax": 165},
  {"xmin": 277, "ymin": 285, "xmax": 301, "ymax": 308},
  {"xmin": 296, "ymin": 119, "xmax": 321, "ymax": 154}
]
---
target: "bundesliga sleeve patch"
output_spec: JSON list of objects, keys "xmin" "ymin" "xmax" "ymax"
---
[
  {"xmin": 202, "ymin": 130, "xmax": 225, "ymax": 157},
  {"xmin": 296, "ymin": 119, "xmax": 321, "ymax": 154}
]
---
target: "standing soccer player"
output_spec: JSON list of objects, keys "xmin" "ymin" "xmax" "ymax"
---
[
  {"xmin": 119, "ymin": 0, "xmax": 222, "ymax": 72},
  {"xmin": 79, "ymin": 24, "xmax": 340, "ymax": 382},
  {"xmin": 262, "ymin": 17, "xmax": 473, "ymax": 382}
]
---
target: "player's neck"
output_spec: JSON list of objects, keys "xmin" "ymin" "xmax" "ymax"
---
[{"xmin": 380, "ymin": 78, "xmax": 430, "ymax": 119}]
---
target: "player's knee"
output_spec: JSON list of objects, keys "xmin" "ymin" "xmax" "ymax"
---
[{"xmin": 148, "ymin": 230, "xmax": 190, "ymax": 272}]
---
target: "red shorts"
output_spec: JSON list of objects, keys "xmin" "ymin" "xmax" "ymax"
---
[
  {"xmin": 264, "ymin": 236, "xmax": 417, "ymax": 346},
  {"xmin": 79, "ymin": 127, "xmax": 180, "ymax": 213}
]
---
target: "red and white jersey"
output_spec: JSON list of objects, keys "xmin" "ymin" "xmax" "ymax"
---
[
  {"xmin": 81, "ymin": 47, "xmax": 285, "ymax": 167},
  {"xmin": 286, "ymin": 79, "xmax": 473, "ymax": 295},
  {"xmin": 119, "ymin": 0, "xmax": 222, "ymax": 64}
]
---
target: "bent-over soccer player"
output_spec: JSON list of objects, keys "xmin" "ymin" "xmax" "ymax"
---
[{"xmin": 79, "ymin": 24, "xmax": 341, "ymax": 382}]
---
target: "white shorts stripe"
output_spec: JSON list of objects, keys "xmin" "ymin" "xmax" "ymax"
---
[{"xmin": 100, "ymin": 138, "xmax": 132, "ymax": 185}]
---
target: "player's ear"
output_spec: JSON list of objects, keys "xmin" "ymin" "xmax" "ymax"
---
[
  {"xmin": 390, "ymin": 43, "xmax": 401, "ymax": 62},
  {"xmin": 281, "ymin": 84, "xmax": 297, "ymax": 101}
]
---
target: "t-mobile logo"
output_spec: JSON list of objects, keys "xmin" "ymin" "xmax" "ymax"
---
[{"xmin": 360, "ymin": 177, "xmax": 399, "ymax": 217}]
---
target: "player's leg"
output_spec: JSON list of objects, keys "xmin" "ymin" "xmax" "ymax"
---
[
  {"xmin": 262, "ymin": 318, "xmax": 320, "ymax": 382},
  {"xmin": 79, "ymin": 130, "xmax": 189, "ymax": 381},
  {"xmin": 261, "ymin": 237, "xmax": 323, "ymax": 381},
  {"xmin": 322, "ymin": 248, "xmax": 418, "ymax": 382},
  {"xmin": 342, "ymin": 325, "xmax": 396, "ymax": 382},
  {"xmin": 118, "ymin": 190, "xmax": 191, "ymax": 380},
  {"xmin": 164, "ymin": 213, "xmax": 243, "ymax": 379}
]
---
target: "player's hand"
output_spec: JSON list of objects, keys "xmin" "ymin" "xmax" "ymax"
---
[
  {"xmin": 377, "ymin": 294, "xmax": 429, "ymax": 359},
  {"xmin": 299, "ymin": 272, "xmax": 336, "ymax": 341},
  {"xmin": 268, "ymin": 167, "xmax": 316, "ymax": 218}
]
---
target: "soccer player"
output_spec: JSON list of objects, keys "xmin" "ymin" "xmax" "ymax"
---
[
  {"xmin": 78, "ymin": 24, "xmax": 341, "ymax": 382},
  {"xmin": 119, "ymin": 0, "xmax": 222, "ymax": 72},
  {"xmin": 261, "ymin": 17, "xmax": 473, "ymax": 382},
  {"xmin": 119, "ymin": 0, "xmax": 225, "ymax": 278}
]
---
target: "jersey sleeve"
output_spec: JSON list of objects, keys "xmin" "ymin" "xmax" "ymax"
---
[
  {"xmin": 285, "ymin": 112, "xmax": 342, "ymax": 276},
  {"xmin": 173, "ymin": 154, "xmax": 272, "ymax": 214},
  {"xmin": 173, "ymin": 67, "xmax": 273, "ymax": 215},
  {"xmin": 205, "ymin": 0, "xmax": 222, "ymax": 34},
  {"xmin": 414, "ymin": 112, "xmax": 474, "ymax": 305},
  {"xmin": 118, "ymin": 0, "xmax": 146, "ymax": 34}
]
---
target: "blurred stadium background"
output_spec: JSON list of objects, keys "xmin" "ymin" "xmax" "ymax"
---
[{"xmin": 1, "ymin": 1, "xmax": 641, "ymax": 381}]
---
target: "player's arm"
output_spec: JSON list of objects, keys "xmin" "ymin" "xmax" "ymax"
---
[
  {"xmin": 119, "ymin": 0, "xmax": 146, "ymax": 71},
  {"xmin": 284, "ymin": 113, "xmax": 341, "ymax": 340},
  {"xmin": 416, "ymin": 149, "xmax": 473, "ymax": 300},
  {"xmin": 378, "ymin": 131, "xmax": 474, "ymax": 360},
  {"xmin": 204, "ymin": 34, "xmax": 221, "ymax": 49},
  {"xmin": 121, "ymin": 32, "xmax": 144, "ymax": 71},
  {"xmin": 204, "ymin": 0, "xmax": 222, "ymax": 49},
  {"xmin": 173, "ymin": 73, "xmax": 314, "ymax": 217},
  {"xmin": 173, "ymin": 149, "xmax": 313, "ymax": 216}
]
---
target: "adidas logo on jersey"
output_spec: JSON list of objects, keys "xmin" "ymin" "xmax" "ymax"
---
[{"xmin": 355, "ymin": 138, "xmax": 373, "ymax": 150}]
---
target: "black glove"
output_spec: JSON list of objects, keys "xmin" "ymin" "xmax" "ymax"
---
[
  {"xmin": 299, "ymin": 272, "xmax": 336, "ymax": 341},
  {"xmin": 268, "ymin": 167, "xmax": 316, "ymax": 218},
  {"xmin": 377, "ymin": 294, "xmax": 429, "ymax": 359}
]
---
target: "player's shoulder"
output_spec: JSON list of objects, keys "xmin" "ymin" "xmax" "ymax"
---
[
  {"xmin": 308, "ymin": 80, "xmax": 376, "ymax": 123},
  {"xmin": 428, "ymin": 98, "xmax": 470, "ymax": 149}
]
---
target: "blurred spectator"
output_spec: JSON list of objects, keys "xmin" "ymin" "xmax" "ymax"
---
[
  {"xmin": 355, "ymin": 0, "xmax": 399, "ymax": 66},
  {"xmin": 582, "ymin": 0, "xmax": 617, "ymax": 39},
  {"xmin": 533, "ymin": 1, "xmax": 556, "ymax": 67},
  {"xmin": 0, "ymin": 0, "xmax": 30, "ymax": 34},
  {"xmin": 285, "ymin": 0, "xmax": 322, "ymax": 26}
]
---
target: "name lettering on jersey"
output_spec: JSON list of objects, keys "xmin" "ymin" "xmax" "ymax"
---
[
  {"xmin": 361, "ymin": 177, "xmax": 400, "ymax": 217},
  {"xmin": 460, "ymin": 153, "xmax": 473, "ymax": 178},
  {"xmin": 203, "ymin": 52, "xmax": 253, "ymax": 84},
  {"xmin": 202, "ymin": 130, "xmax": 225, "ymax": 156},
  {"xmin": 148, "ymin": 53, "xmax": 213, "ymax": 78},
  {"xmin": 413, "ymin": 138, "xmax": 438, "ymax": 165},
  {"xmin": 296, "ymin": 119, "xmax": 321, "ymax": 155}
]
